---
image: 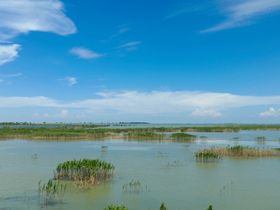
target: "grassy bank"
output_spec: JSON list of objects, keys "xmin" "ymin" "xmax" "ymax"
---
[{"xmin": 1, "ymin": 123, "xmax": 280, "ymax": 141}]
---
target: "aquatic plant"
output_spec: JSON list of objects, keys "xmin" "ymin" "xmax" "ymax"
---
[
  {"xmin": 159, "ymin": 203, "xmax": 167, "ymax": 210},
  {"xmin": 195, "ymin": 150, "xmax": 221, "ymax": 162},
  {"xmin": 170, "ymin": 133, "xmax": 196, "ymax": 141},
  {"xmin": 38, "ymin": 179, "xmax": 66, "ymax": 207},
  {"xmin": 54, "ymin": 159, "xmax": 114, "ymax": 186},
  {"xmin": 104, "ymin": 205, "xmax": 128, "ymax": 210},
  {"xmin": 122, "ymin": 180, "xmax": 149, "ymax": 194},
  {"xmin": 125, "ymin": 132, "xmax": 164, "ymax": 140},
  {"xmin": 195, "ymin": 145, "xmax": 280, "ymax": 158},
  {"xmin": 206, "ymin": 205, "xmax": 213, "ymax": 210}
]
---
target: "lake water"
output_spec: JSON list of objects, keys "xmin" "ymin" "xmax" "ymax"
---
[{"xmin": 1, "ymin": 131, "xmax": 280, "ymax": 210}]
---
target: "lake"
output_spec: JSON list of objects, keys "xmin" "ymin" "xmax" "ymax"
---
[{"xmin": 1, "ymin": 130, "xmax": 280, "ymax": 210}]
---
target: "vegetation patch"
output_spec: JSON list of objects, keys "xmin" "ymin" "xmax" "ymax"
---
[
  {"xmin": 38, "ymin": 180, "xmax": 66, "ymax": 207},
  {"xmin": 104, "ymin": 205, "xmax": 128, "ymax": 210},
  {"xmin": 170, "ymin": 133, "xmax": 196, "ymax": 141},
  {"xmin": 195, "ymin": 145, "xmax": 280, "ymax": 159},
  {"xmin": 54, "ymin": 159, "xmax": 114, "ymax": 186}
]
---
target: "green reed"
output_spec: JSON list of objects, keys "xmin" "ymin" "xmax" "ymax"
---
[{"xmin": 54, "ymin": 159, "xmax": 114, "ymax": 186}]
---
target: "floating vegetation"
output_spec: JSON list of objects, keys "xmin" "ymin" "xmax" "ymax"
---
[
  {"xmin": 54, "ymin": 159, "xmax": 114, "ymax": 187},
  {"xmin": 104, "ymin": 205, "xmax": 128, "ymax": 210},
  {"xmin": 122, "ymin": 180, "xmax": 150, "ymax": 194},
  {"xmin": 38, "ymin": 180, "xmax": 66, "ymax": 207},
  {"xmin": 170, "ymin": 133, "xmax": 196, "ymax": 141},
  {"xmin": 196, "ymin": 145, "xmax": 280, "ymax": 159}
]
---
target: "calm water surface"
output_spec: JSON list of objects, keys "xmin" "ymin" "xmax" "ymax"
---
[{"xmin": 1, "ymin": 131, "xmax": 280, "ymax": 210}]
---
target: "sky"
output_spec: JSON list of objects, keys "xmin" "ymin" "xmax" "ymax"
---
[{"xmin": 1, "ymin": 0, "xmax": 280, "ymax": 123}]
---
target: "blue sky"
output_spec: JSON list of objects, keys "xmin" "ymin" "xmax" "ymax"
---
[{"xmin": 1, "ymin": 0, "xmax": 280, "ymax": 123}]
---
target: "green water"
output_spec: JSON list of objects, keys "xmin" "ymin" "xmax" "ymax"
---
[{"xmin": 1, "ymin": 132, "xmax": 280, "ymax": 210}]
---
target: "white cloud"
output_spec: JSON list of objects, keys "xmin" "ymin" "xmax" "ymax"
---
[
  {"xmin": 191, "ymin": 109, "xmax": 222, "ymax": 118},
  {"xmin": 0, "ymin": 0, "xmax": 76, "ymax": 40},
  {"xmin": 260, "ymin": 107, "xmax": 280, "ymax": 117},
  {"xmin": 64, "ymin": 77, "xmax": 77, "ymax": 86},
  {"xmin": 0, "ymin": 0, "xmax": 76, "ymax": 65},
  {"xmin": 70, "ymin": 47, "xmax": 104, "ymax": 60},
  {"xmin": 0, "ymin": 44, "xmax": 21, "ymax": 65},
  {"xmin": 2, "ymin": 91, "xmax": 280, "ymax": 118},
  {"xmin": 203, "ymin": 0, "xmax": 280, "ymax": 32},
  {"xmin": 118, "ymin": 41, "xmax": 141, "ymax": 51}
]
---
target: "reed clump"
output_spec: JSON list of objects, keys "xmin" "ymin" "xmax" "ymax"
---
[
  {"xmin": 104, "ymin": 205, "xmax": 128, "ymax": 210},
  {"xmin": 196, "ymin": 145, "xmax": 280, "ymax": 159},
  {"xmin": 38, "ymin": 179, "xmax": 66, "ymax": 207},
  {"xmin": 195, "ymin": 150, "xmax": 221, "ymax": 162},
  {"xmin": 54, "ymin": 159, "xmax": 114, "ymax": 186},
  {"xmin": 170, "ymin": 133, "xmax": 196, "ymax": 141},
  {"xmin": 125, "ymin": 132, "xmax": 164, "ymax": 140}
]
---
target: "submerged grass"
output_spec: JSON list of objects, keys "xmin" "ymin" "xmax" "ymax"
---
[
  {"xmin": 54, "ymin": 159, "xmax": 114, "ymax": 186},
  {"xmin": 195, "ymin": 145, "xmax": 280, "ymax": 159}
]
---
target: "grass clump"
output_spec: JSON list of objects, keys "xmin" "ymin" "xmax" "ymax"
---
[
  {"xmin": 196, "ymin": 145, "xmax": 280, "ymax": 159},
  {"xmin": 170, "ymin": 133, "xmax": 196, "ymax": 141},
  {"xmin": 195, "ymin": 150, "xmax": 221, "ymax": 162},
  {"xmin": 104, "ymin": 205, "xmax": 128, "ymax": 210},
  {"xmin": 54, "ymin": 159, "xmax": 114, "ymax": 186},
  {"xmin": 125, "ymin": 132, "xmax": 164, "ymax": 140},
  {"xmin": 38, "ymin": 179, "xmax": 66, "ymax": 207}
]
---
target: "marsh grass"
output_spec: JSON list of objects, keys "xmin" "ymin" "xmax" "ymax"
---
[
  {"xmin": 104, "ymin": 205, "xmax": 128, "ymax": 210},
  {"xmin": 196, "ymin": 145, "xmax": 280, "ymax": 159},
  {"xmin": 122, "ymin": 180, "xmax": 149, "ymax": 194},
  {"xmin": 124, "ymin": 132, "xmax": 165, "ymax": 140},
  {"xmin": 170, "ymin": 133, "xmax": 196, "ymax": 141},
  {"xmin": 38, "ymin": 180, "xmax": 66, "ymax": 207},
  {"xmin": 54, "ymin": 159, "xmax": 114, "ymax": 187},
  {"xmin": 195, "ymin": 150, "xmax": 221, "ymax": 162}
]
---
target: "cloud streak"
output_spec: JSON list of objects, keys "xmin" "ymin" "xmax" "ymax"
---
[
  {"xmin": 70, "ymin": 47, "xmax": 104, "ymax": 60},
  {"xmin": 203, "ymin": 0, "xmax": 280, "ymax": 32}
]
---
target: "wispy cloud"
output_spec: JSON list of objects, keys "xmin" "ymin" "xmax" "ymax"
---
[
  {"xmin": 70, "ymin": 47, "xmax": 104, "ymax": 60},
  {"xmin": 166, "ymin": 2, "xmax": 211, "ymax": 20},
  {"xmin": 203, "ymin": 0, "xmax": 280, "ymax": 32},
  {"xmin": 63, "ymin": 76, "xmax": 78, "ymax": 86},
  {"xmin": 0, "ymin": 0, "xmax": 76, "ymax": 40},
  {"xmin": 0, "ymin": 0, "xmax": 76, "ymax": 65},
  {"xmin": 0, "ymin": 72, "xmax": 23, "ymax": 85},
  {"xmin": 0, "ymin": 44, "xmax": 21, "ymax": 65},
  {"xmin": 260, "ymin": 107, "xmax": 280, "ymax": 117},
  {"xmin": 117, "ymin": 41, "xmax": 142, "ymax": 51},
  {"xmin": 111, "ymin": 24, "xmax": 130, "ymax": 38}
]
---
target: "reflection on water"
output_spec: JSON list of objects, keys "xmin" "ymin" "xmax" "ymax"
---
[{"xmin": 1, "ymin": 131, "xmax": 280, "ymax": 210}]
